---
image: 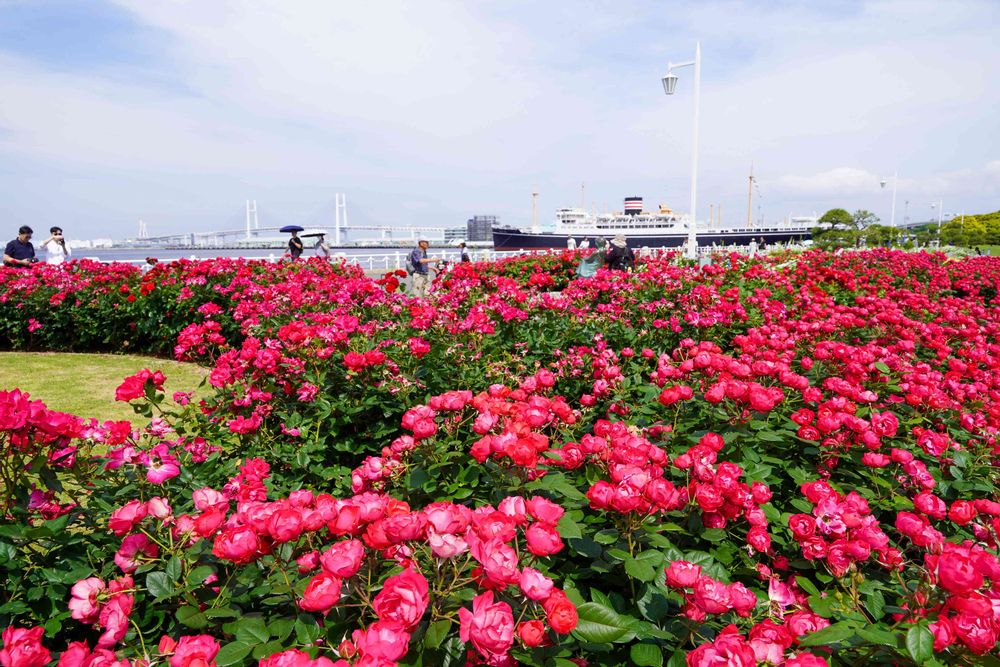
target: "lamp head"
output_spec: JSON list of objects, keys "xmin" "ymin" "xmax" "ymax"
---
[
  {"xmin": 661, "ymin": 72, "xmax": 679, "ymax": 95},
  {"xmin": 879, "ymin": 179, "xmax": 887, "ymax": 189}
]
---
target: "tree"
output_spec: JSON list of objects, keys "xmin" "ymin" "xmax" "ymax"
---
[
  {"xmin": 818, "ymin": 208, "xmax": 852, "ymax": 229},
  {"xmin": 851, "ymin": 210, "xmax": 879, "ymax": 229}
]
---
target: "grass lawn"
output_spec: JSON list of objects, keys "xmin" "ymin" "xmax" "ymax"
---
[{"xmin": 0, "ymin": 352, "xmax": 208, "ymax": 423}]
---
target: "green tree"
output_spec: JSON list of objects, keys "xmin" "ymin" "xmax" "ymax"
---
[
  {"xmin": 851, "ymin": 209, "xmax": 879, "ymax": 229},
  {"xmin": 818, "ymin": 208, "xmax": 852, "ymax": 229}
]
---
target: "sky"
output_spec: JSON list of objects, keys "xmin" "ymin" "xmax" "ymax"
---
[{"xmin": 0, "ymin": 0, "xmax": 998, "ymax": 240}]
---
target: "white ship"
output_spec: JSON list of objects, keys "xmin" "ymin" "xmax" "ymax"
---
[{"xmin": 492, "ymin": 196, "xmax": 816, "ymax": 250}]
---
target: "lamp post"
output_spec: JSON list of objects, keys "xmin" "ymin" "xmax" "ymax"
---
[
  {"xmin": 662, "ymin": 42, "xmax": 701, "ymax": 259},
  {"xmin": 931, "ymin": 200, "xmax": 943, "ymax": 231},
  {"xmin": 879, "ymin": 172, "xmax": 898, "ymax": 228}
]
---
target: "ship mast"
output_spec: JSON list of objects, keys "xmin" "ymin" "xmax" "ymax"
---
[{"xmin": 746, "ymin": 163, "xmax": 755, "ymax": 227}]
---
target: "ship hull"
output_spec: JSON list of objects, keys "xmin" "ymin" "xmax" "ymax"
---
[{"xmin": 491, "ymin": 228, "xmax": 811, "ymax": 251}]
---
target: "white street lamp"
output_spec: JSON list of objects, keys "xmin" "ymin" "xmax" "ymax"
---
[
  {"xmin": 879, "ymin": 172, "xmax": 898, "ymax": 228},
  {"xmin": 662, "ymin": 42, "xmax": 701, "ymax": 260},
  {"xmin": 931, "ymin": 200, "xmax": 943, "ymax": 231}
]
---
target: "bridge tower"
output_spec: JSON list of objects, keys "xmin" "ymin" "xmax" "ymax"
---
[
  {"xmin": 334, "ymin": 194, "xmax": 347, "ymax": 246},
  {"xmin": 138, "ymin": 219, "xmax": 148, "ymax": 238}
]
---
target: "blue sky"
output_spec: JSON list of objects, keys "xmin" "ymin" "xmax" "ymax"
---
[{"xmin": 0, "ymin": 0, "xmax": 998, "ymax": 239}]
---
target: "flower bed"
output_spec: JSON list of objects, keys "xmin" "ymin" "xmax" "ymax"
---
[{"xmin": 1, "ymin": 249, "xmax": 1000, "ymax": 667}]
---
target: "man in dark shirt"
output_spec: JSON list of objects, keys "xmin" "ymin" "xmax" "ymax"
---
[
  {"xmin": 408, "ymin": 239, "xmax": 436, "ymax": 297},
  {"xmin": 288, "ymin": 231, "xmax": 304, "ymax": 260},
  {"xmin": 3, "ymin": 226, "xmax": 36, "ymax": 268}
]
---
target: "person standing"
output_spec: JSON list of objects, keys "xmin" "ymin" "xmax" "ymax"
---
[
  {"xmin": 314, "ymin": 234, "xmax": 331, "ymax": 259},
  {"xmin": 567, "ymin": 237, "xmax": 577, "ymax": 251},
  {"xmin": 288, "ymin": 231, "xmax": 304, "ymax": 260},
  {"xmin": 605, "ymin": 234, "xmax": 635, "ymax": 271},
  {"xmin": 408, "ymin": 239, "xmax": 435, "ymax": 297},
  {"xmin": 459, "ymin": 242, "xmax": 471, "ymax": 263},
  {"xmin": 3, "ymin": 226, "xmax": 36, "ymax": 268},
  {"xmin": 40, "ymin": 226, "xmax": 71, "ymax": 265}
]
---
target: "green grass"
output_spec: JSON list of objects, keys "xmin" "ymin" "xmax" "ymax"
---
[{"xmin": 0, "ymin": 353, "xmax": 208, "ymax": 423}]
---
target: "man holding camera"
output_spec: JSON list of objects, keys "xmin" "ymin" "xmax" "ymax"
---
[
  {"xmin": 3, "ymin": 226, "xmax": 37, "ymax": 268},
  {"xmin": 40, "ymin": 226, "xmax": 71, "ymax": 265}
]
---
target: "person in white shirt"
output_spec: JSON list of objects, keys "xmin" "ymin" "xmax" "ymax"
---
[{"xmin": 40, "ymin": 226, "xmax": 71, "ymax": 265}]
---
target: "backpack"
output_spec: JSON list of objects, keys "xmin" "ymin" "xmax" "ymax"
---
[{"xmin": 405, "ymin": 256, "xmax": 417, "ymax": 276}]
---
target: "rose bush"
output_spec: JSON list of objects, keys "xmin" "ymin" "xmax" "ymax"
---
[{"xmin": 1, "ymin": 248, "xmax": 1000, "ymax": 666}]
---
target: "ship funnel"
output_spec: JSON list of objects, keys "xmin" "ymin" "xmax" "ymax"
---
[{"xmin": 623, "ymin": 196, "xmax": 643, "ymax": 216}]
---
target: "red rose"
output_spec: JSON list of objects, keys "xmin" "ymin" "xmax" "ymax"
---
[
  {"xmin": 788, "ymin": 514, "xmax": 816, "ymax": 540},
  {"xmin": 936, "ymin": 550, "xmax": 983, "ymax": 595},
  {"xmin": 517, "ymin": 620, "xmax": 546, "ymax": 647},
  {"xmin": 541, "ymin": 590, "xmax": 578, "ymax": 634}
]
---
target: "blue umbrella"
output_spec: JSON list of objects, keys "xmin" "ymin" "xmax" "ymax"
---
[{"xmin": 279, "ymin": 225, "xmax": 304, "ymax": 233}]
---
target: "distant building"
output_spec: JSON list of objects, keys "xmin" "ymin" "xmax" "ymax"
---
[
  {"xmin": 467, "ymin": 215, "xmax": 497, "ymax": 242},
  {"xmin": 444, "ymin": 228, "xmax": 467, "ymax": 242}
]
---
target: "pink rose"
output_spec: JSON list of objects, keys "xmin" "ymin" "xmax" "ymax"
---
[
  {"xmin": 746, "ymin": 526, "xmax": 771, "ymax": 553},
  {"xmin": 108, "ymin": 500, "xmax": 147, "ymax": 536},
  {"xmin": 146, "ymin": 497, "xmax": 172, "ymax": 520},
  {"xmin": 56, "ymin": 641, "xmax": 90, "ymax": 667},
  {"xmin": 268, "ymin": 508, "xmax": 304, "ymax": 544},
  {"xmin": 69, "ymin": 577, "xmax": 106, "ymax": 624},
  {"xmin": 169, "ymin": 636, "xmax": 219, "ymax": 667},
  {"xmin": 212, "ymin": 527, "xmax": 261, "ymax": 565},
  {"xmin": 936, "ymin": 550, "xmax": 983, "ymax": 595},
  {"xmin": 728, "ymin": 582, "xmax": 757, "ymax": 617},
  {"xmin": 424, "ymin": 503, "xmax": 471, "ymax": 534},
  {"xmin": 693, "ymin": 577, "xmax": 732, "ymax": 615},
  {"xmin": 352, "ymin": 620, "xmax": 410, "ymax": 662},
  {"xmin": 299, "ymin": 573, "xmax": 342, "ymax": 615},
  {"xmin": 115, "ymin": 534, "xmax": 158, "ymax": 573},
  {"xmin": 519, "ymin": 568, "xmax": 555, "ymax": 601},
  {"xmin": 784, "ymin": 653, "xmax": 829, "ymax": 667},
  {"xmin": 319, "ymin": 540, "xmax": 366, "ymax": 578},
  {"xmin": 97, "ymin": 594, "xmax": 133, "ymax": 648},
  {"xmin": 525, "ymin": 496, "xmax": 565, "ymax": 524},
  {"xmin": 525, "ymin": 522, "xmax": 564, "ymax": 556},
  {"xmin": 372, "ymin": 569, "xmax": 429, "ymax": 629},
  {"xmin": 0, "ymin": 627, "xmax": 51, "ymax": 667},
  {"xmin": 427, "ymin": 530, "xmax": 468, "ymax": 558},
  {"xmin": 664, "ymin": 561, "xmax": 702, "ymax": 589},
  {"xmin": 459, "ymin": 592, "xmax": 515, "ymax": 663}
]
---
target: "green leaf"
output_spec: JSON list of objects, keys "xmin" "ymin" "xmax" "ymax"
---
[
  {"xmin": 294, "ymin": 617, "xmax": 321, "ymax": 644},
  {"xmin": 701, "ymin": 528, "xmax": 726, "ymax": 542},
  {"xmin": 165, "ymin": 556, "xmax": 181, "ymax": 581},
  {"xmin": 795, "ymin": 577, "xmax": 820, "ymax": 597},
  {"xmin": 798, "ymin": 621, "xmax": 856, "ymax": 647},
  {"xmin": 236, "ymin": 617, "xmax": 270, "ymax": 645},
  {"xmin": 424, "ymin": 620, "xmax": 451, "ymax": 649},
  {"xmin": 630, "ymin": 643, "xmax": 663, "ymax": 667},
  {"xmin": 866, "ymin": 589, "xmax": 886, "ymax": 620},
  {"xmin": 572, "ymin": 602, "xmax": 631, "ymax": 644},
  {"xmin": 215, "ymin": 642, "xmax": 253, "ymax": 667},
  {"xmin": 666, "ymin": 650, "xmax": 686, "ymax": 667},
  {"xmin": 556, "ymin": 514, "xmax": 583, "ymax": 539},
  {"xmin": 857, "ymin": 627, "xmax": 899, "ymax": 647},
  {"xmin": 146, "ymin": 571, "xmax": 174, "ymax": 600},
  {"xmin": 625, "ymin": 551, "xmax": 662, "ymax": 582},
  {"xmin": 874, "ymin": 361, "xmax": 891, "ymax": 374},
  {"xmin": 906, "ymin": 624, "xmax": 934, "ymax": 665},
  {"xmin": 176, "ymin": 606, "xmax": 208, "ymax": 630}
]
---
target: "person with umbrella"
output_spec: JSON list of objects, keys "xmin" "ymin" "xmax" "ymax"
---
[{"xmin": 281, "ymin": 225, "xmax": 305, "ymax": 260}]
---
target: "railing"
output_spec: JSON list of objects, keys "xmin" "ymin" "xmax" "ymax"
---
[{"xmin": 81, "ymin": 242, "xmax": 810, "ymax": 270}]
